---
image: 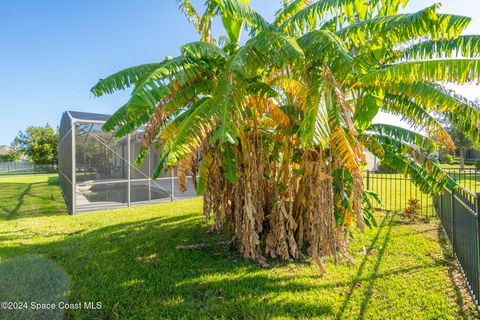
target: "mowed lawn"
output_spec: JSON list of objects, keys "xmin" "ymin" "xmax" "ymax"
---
[
  {"xmin": 365, "ymin": 173, "xmax": 436, "ymax": 215},
  {"xmin": 365, "ymin": 170, "xmax": 480, "ymax": 215},
  {"xmin": 0, "ymin": 174, "xmax": 477, "ymax": 319}
]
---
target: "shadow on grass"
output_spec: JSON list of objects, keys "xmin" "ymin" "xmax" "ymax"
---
[
  {"xmin": 0, "ymin": 179, "xmax": 67, "ymax": 221},
  {"xmin": 0, "ymin": 255, "xmax": 70, "ymax": 320},
  {"xmin": 335, "ymin": 213, "xmax": 394, "ymax": 319},
  {"xmin": 436, "ymin": 224, "xmax": 479, "ymax": 319},
  {"xmin": 0, "ymin": 208, "xmax": 456, "ymax": 319},
  {"xmin": 0, "ymin": 173, "xmax": 471, "ymax": 319},
  {"xmin": 0, "ymin": 215, "xmax": 336, "ymax": 318},
  {"xmin": 0, "ymin": 182, "xmax": 39, "ymax": 219}
]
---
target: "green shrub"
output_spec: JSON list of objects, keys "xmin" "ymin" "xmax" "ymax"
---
[
  {"xmin": 439, "ymin": 153, "xmax": 454, "ymax": 164},
  {"xmin": 377, "ymin": 161, "xmax": 396, "ymax": 172},
  {"xmin": 405, "ymin": 198, "xmax": 421, "ymax": 220},
  {"xmin": 475, "ymin": 159, "xmax": 480, "ymax": 170},
  {"xmin": 0, "ymin": 150, "xmax": 20, "ymax": 162},
  {"xmin": 465, "ymin": 158, "xmax": 476, "ymax": 166}
]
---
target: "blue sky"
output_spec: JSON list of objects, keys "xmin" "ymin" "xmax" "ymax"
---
[{"xmin": 1, "ymin": 0, "xmax": 479, "ymax": 145}]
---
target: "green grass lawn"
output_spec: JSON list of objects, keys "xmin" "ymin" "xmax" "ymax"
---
[
  {"xmin": 444, "ymin": 170, "xmax": 480, "ymax": 193},
  {"xmin": 437, "ymin": 164, "xmax": 480, "ymax": 193},
  {"xmin": 0, "ymin": 174, "xmax": 477, "ymax": 319},
  {"xmin": 366, "ymin": 170, "xmax": 480, "ymax": 215},
  {"xmin": 438, "ymin": 164, "xmax": 476, "ymax": 170},
  {"xmin": 365, "ymin": 173, "xmax": 436, "ymax": 215}
]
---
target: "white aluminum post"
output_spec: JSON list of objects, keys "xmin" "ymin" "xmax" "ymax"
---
[
  {"xmin": 71, "ymin": 117, "xmax": 76, "ymax": 215},
  {"xmin": 148, "ymin": 149, "xmax": 152, "ymax": 202},
  {"xmin": 171, "ymin": 169, "xmax": 174, "ymax": 202},
  {"xmin": 127, "ymin": 134, "xmax": 131, "ymax": 207}
]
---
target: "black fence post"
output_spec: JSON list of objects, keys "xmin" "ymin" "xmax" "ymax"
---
[
  {"xmin": 452, "ymin": 188, "xmax": 455, "ymax": 248},
  {"xmin": 477, "ymin": 192, "xmax": 480, "ymax": 304},
  {"xmin": 366, "ymin": 170, "xmax": 370, "ymax": 191},
  {"xmin": 437, "ymin": 191, "xmax": 442, "ymax": 220}
]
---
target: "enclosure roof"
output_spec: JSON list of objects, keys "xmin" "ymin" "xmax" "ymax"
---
[{"xmin": 67, "ymin": 111, "xmax": 111, "ymax": 123}]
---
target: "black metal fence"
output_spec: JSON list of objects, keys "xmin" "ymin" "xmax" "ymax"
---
[
  {"xmin": 366, "ymin": 169, "xmax": 480, "ymax": 307},
  {"xmin": 365, "ymin": 171, "xmax": 435, "ymax": 216},
  {"xmin": 443, "ymin": 168, "xmax": 480, "ymax": 193},
  {"xmin": 434, "ymin": 184, "xmax": 480, "ymax": 307},
  {"xmin": 434, "ymin": 168, "xmax": 480, "ymax": 307},
  {"xmin": 365, "ymin": 169, "xmax": 480, "ymax": 217},
  {"xmin": 0, "ymin": 162, "xmax": 57, "ymax": 175}
]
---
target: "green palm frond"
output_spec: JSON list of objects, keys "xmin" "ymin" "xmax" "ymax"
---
[
  {"xmin": 387, "ymin": 82, "xmax": 480, "ymax": 136},
  {"xmin": 347, "ymin": 14, "xmax": 469, "ymax": 73},
  {"xmin": 104, "ymin": 76, "xmax": 215, "ymax": 137},
  {"xmin": 213, "ymin": 0, "xmax": 271, "ymax": 34},
  {"xmin": 337, "ymin": 5, "xmax": 439, "ymax": 47},
  {"xmin": 339, "ymin": 7, "xmax": 469, "ymax": 49},
  {"xmin": 210, "ymin": 74, "xmax": 247, "ymax": 145},
  {"xmin": 370, "ymin": 0, "xmax": 409, "ymax": 16},
  {"xmin": 163, "ymin": 79, "xmax": 216, "ymax": 114},
  {"xmin": 381, "ymin": 93, "xmax": 437, "ymax": 125},
  {"xmin": 94, "ymin": 1, "xmax": 480, "ymax": 258},
  {"xmin": 377, "ymin": 82, "xmax": 478, "ymax": 116},
  {"xmin": 353, "ymin": 91, "xmax": 384, "ymax": 131},
  {"xmin": 299, "ymin": 81, "xmax": 330, "ymax": 147},
  {"xmin": 176, "ymin": 0, "xmax": 201, "ymax": 30},
  {"xmin": 112, "ymin": 105, "xmax": 153, "ymax": 138},
  {"xmin": 278, "ymin": 0, "xmax": 371, "ymax": 35},
  {"xmin": 297, "ymin": 29, "xmax": 353, "ymax": 72},
  {"xmin": 92, "ymin": 56, "xmax": 203, "ymax": 105},
  {"xmin": 356, "ymin": 59, "xmax": 480, "ymax": 86},
  {"xmin": 103, "ymin": 93, "xmax": 154, "ymax": 132},
  {"xmin": 196, "ymin": 151, "xmax": 213, "ymax": 195},
  {"xmin": 366, "ymin": 134, "xmax": 455, "ymax": 193},
  {"xmin": 400, "ymin": 35, "xmax": 480, "ymax": 61},
  {"xmin": 220, "ymin": 143, "xmax": 240, "ymax": 183},
  {"xmin": 230, "ymin": 30, "xmax": 304, "ymax": 76},
  {"xmin": 410, "ymin": 82, "xmax": 478, "ymax": 114},
  {"xmin": 274, "ymin": 0, "xmax": 311, "ymax": 27},
  {"xmin": 246, "ymin": 82, "xmax": 279, "ymax": 99},
  {"xmin": 276, "ymin": 0, "xmax": 410, "ymax": 32},
  {"xmin": 91, "ymin": 63, "xmax": 165, "ymax": 97},
  {"xmin": 367, "ymin": 123, "xmax": 437, "ymax": 149},
  {"xmin": 251, "ymin": 30, "xmax": 305, "ymax": 67},
  {"xmin": 382, "ymin": 147, "xmax": 454, "ymax": 194},
  {"xmin": 181, "ymin": 41, "xmax": 229, "ymax": 62},
  {"xmin": 359, "ymin": 133, "xmax": 385, "ymax": 157},
  {"xmin": 378, "ymin": 134, "xmax": 453, "ymax": 178},
  {"xmin": 380, "ymin": 93, "xmax": 454, "ymax": 148},
  {"xmin": 438, "ymin": 13, "xmax": 472, "ymax": 38},
  {"xmin": 130, "ymin": 57, "xmax": 201, "ymax": 98},
  {"xmin": 165, "ymin": 97, "xmax": 213, "ymax": 163}
]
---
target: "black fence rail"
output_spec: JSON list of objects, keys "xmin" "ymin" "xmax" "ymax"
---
[
  {"xmin": 364, "ymin": 171, "xmax": 435, "ymax": 216},
  {"xmin": 443, "ymin": 168, "xmax": 480, "ymax": 193},
  {"xmin": 367, "ymin": 169, "xmax": 480, "ymax": 308},
  {"xmin": 434, "ymin": 187, "xmax": 480, "ymax": 307}
]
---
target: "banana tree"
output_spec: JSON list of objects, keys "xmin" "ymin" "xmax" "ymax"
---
[{"xmin": 92, "ymin": 0, "xmax": 480, "ymax": 267}]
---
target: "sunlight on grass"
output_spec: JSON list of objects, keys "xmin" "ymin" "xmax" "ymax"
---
[
  {"xmin": 365, "ymin": 173, "xmax": 435, "ymax": 215},
  {"xmin": 0, "ymin": 174, "xmax": 477, "ymax": 319}
]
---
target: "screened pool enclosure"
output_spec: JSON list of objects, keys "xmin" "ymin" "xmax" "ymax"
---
[{"xmin": 58, "ymin": 111, "xmax": 197, "ymax": 214}]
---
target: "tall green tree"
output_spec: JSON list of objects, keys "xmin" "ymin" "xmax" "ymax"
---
[
  {"xmin": 13, "ymin": 125, "xmax": 59, "ymax": 165},
  {"xmin": 446, "ymin": 126, "xmax": 474, "ymax": 170},
  {"xmin": 0, "ymin": 148, "xmax": 20, "ymax": 162},
  {"xmin": 92, "ymin": 0, "xmax": 479, "ymax": 267}
]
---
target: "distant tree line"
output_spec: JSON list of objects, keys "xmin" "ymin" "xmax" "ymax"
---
[
  {"xmin": 0, "ymin": 149, "xmax": 20, "ymax": 162},
  {"xmin": 0, "ymin": 125, "xmax": 59, "ymax": 165}
]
